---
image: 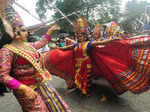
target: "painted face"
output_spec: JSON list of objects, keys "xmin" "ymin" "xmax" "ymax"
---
[
  {"xmin": 14, "ymin": 26, "xmax": 28, "ymax": 41},
  {"xmin": 93, "ymin": 24, "xmax": 102, "ymax": 40},
  {"xmin": 74, "ymin": 17, "xmax": 89, "ymax": 42},
  {"xmin": 77, "ymin": 18, "xmax": 85, "ymax": 28},
  {"xmin": 93, "ymin": 30, "xmax": 101, "ymax": 40},
  {"xmin": 77, "ymin": 18, "xmax": 87, "ymax": 33},
  {"xmin": 77, "ymin": 32, "xmax": 86, "ymax": 42}
]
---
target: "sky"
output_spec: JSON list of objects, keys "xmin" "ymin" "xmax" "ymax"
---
[
  {"xmin": 13, "ymin": 0, "xmax": 40, "ymax": 27},
  {"xmin": 13, "ymin": 0, "xmax": 54, "ymax": 27},
  {"xmin": 13, "ymin": 0, "xmax": 147, "ymax": 27}
]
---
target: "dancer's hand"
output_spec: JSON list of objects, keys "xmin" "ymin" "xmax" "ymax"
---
[
  {"xmin": 47, "ymin": 24, "xmax": 60, "ymax": 35},
  {"xmin": 18, "ymin": 84, "xmax": 37, "ymax": 100},
  {"xmin": 51, "ymin": 24, "xmax": 60, "ymax": 31},
  {"xmin": 58, "ymin": 47, "xmax": 65, "ymax": 50}
]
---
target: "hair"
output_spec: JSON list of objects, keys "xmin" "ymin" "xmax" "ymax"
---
[
  {"xmin": 27, "ymin": 32, "xmax": 36, "ymax": 42},
  {"xmin": 0, "ymin": 32, "xmax": 13, "ymax": 49}
]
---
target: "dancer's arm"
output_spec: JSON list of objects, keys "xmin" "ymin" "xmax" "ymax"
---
[
  {"xmin": 31, "ymin": 24, "xmax": 60, "ymax": 50},
  {"xmin": 0, "ymin": 48, "xmax": 36, "ymax": 99},
  {"xmin": 91, "ymin": 38, "xmax": 119, "ymax": 47},
  {"xmin": 59, "ymin": 44, "xmax": 74, "ymax": 50},
  {"xmin": 65, "ymin": 37, "xmax": 76, "ymax": 46}
]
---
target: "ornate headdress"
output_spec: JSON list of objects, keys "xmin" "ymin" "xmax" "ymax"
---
[
  {"xmin": 74, "ymin": 17, "xmax": 89, "ymax": 37},
  {"xmin": 0, "ymin": 1, "xmax": 24, "ymax": 29},
  {"xmin": 93, "ymin": 24, "xmax": 102, "ymax": 38},
  {"xmin": 5, "ymin": 6, "xmax": 24, "ymax": 28},
  {"xmin": 106, "ymin": 21, "xmax": 119, "ymax": 36}
]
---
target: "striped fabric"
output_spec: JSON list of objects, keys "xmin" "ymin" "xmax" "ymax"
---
[
  {"xmin": 117, "ymin": 36, "xmax": 150, "ymax": 94},
  {"xmin": 37, "ymin": 81, "xmax": 71, "ymax": 112},
  {"xmin": 74, "ymin": 41, "xmax": 94, "ymax": 95}
]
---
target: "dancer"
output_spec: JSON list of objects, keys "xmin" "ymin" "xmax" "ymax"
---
[
  {"xmin": 93, "ymin": 24, "xmax": 104, "ymax": 41},
  {"xmin": 44, "ymin": 16, "xmax": 150, "ymax": 97},
  {"xmin": 0, "ymin": 1, "xmax": 71, "ymax": 112},
  {"xmin": 58, "ymin": 17, "xmax": 119, "ymax": 95}
]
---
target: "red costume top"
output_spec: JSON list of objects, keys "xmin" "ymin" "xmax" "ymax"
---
[{"xmin": 74, "ymin": 41, "xmax": 93, "ymax": 94}]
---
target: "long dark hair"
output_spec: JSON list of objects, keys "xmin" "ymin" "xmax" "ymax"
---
[
  {"xmin": 0, "ymin": 17, "xmax": 13, "ymax": 48},
  {"xmin": 0, "ymin": 32, "xmax": 13, "ymax": 48},
  {"xmin": 0, "ymin": 18, "xmax": 13, "ymax": 96}
]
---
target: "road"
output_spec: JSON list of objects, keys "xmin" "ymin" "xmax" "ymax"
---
[{"xmin": 0, "ymin": 76, "xmax": 150, "ymax": 112}]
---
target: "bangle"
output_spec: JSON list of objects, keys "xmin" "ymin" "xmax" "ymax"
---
[
  {"xmin": 44, "ymin": 34, "xmax": 51, "ymax": 41},
  {"xmin": 7, "ymin": 79, "xmax": 21, "ymax": 90}
]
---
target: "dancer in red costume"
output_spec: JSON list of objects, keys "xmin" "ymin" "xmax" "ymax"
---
[
  {"xmin": 44, "ymin": 16, "xmax": 150, "ymax": 97},
  {"xmin": 45, "ymin": 17, "xmax": 119, "ymax": 95}
]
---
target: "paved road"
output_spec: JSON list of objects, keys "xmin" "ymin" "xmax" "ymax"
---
[{"xmin": 0, "ymin": 76, "xmax": 150, "ymax": 112}]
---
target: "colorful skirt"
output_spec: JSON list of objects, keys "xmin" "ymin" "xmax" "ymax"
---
[
  {"xmin": 14, "ymin": 81, "xmax": 71, "ymax": 112},
  {"xmin": 45, "ymin": 36, "xmax": 150, "ymax": 95}
]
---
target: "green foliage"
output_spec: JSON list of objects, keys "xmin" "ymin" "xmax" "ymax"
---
[
  {"xmin": 36, "ymin": 0, "xmax": 50, "ymax": 20},
  {"xmin": 35, "ymin": 0, "xmax": 121, "ymax": 33},
  {"xmin": 95, "ymin": 0, "xmax": 122, "ymax": 24},
  {"xmin": 52, "ymin": 0, "xmax": 83, "ymax": 33},
  {"xmin": 120, "ymin": 0, "xmax": 150, "ymax": 33}
]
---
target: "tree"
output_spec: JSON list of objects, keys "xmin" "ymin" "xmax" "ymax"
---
[
  {"xmin": 120, "ymin": 0, "xmax": 150, "ymax": 33},
  {"xmin": 91, "ymin": 0, "xmax": 122, "ymax": 23},
  {"xmin": 35, "ymin": 0, "xmax": 122, "ymax": 33},
  {"xmin": 35, "ymin": 0, "xmax": 50, "ymax": 20}
]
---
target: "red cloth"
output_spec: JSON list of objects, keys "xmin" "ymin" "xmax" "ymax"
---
[
  {"xmin": 48, "ymin": 49, "xmax": 75, "ymax": 76},
  {"xmin": 45, "ymin": 49, "xmax": 75, "ymax": 88},
  {"xmin": 91, "ymin": 39, "xmax": 132, "ymax": 94},
  {"xmin": 45, "ymin": 36, "xmax": 150, "ymax": 94},
  {"xmin": 73, "ymin": 42, "xmax": 92, "ymax": 94}
]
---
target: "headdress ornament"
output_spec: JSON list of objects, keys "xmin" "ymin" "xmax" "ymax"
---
[
  {"xmin": 74, "ymin": 17, "xmax": 89, "ymax": 37},
  {"xmin": 93, "ymin": 24, "xmax": 102, "ymax": 37},
  {"xmin": 4, "ymin": 5, "xmax": 24, "ymax": 28},
  {"xmin": 0, "ymin": 1, "xmax": 24, "ymax": 29}
]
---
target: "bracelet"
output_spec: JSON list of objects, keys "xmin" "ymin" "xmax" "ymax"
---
[
  {"xmin": 44, "ymin": 34, "xmax": 51, "ymax": 41},
  {"xmin": 17, "ymin": 84, "xmax": 26, "ymax": 94},
  {"xmin": 7, "ymin": 79, "xmax": 21, "ymax": 90}
]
